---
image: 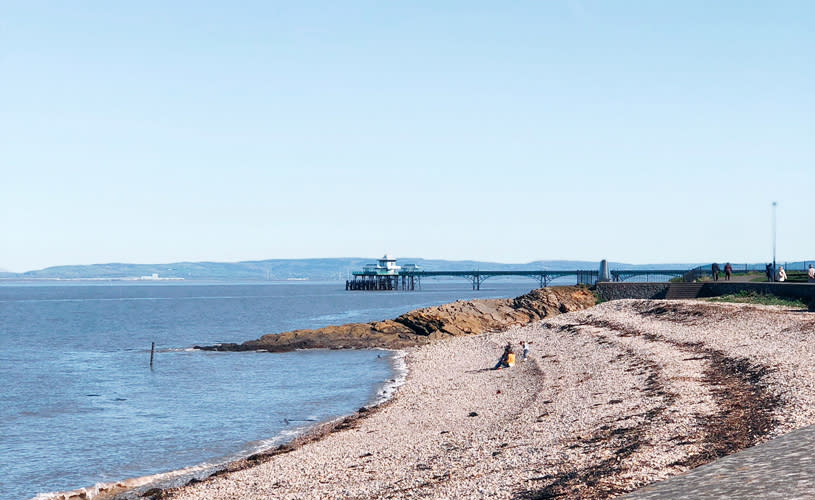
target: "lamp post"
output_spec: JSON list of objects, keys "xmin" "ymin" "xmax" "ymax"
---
[{"xmin": 772, "ymin": 201, "xmax": 777, "ymax": 280}]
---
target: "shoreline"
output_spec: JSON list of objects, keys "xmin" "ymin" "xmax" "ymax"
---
[
  {"xmin": 37, "ymin": 350, "xmax": 409, "ymax": 500},
  {"xmin": 39, "ymin": 287, "xmax": 593, "ymax": 500},
  {"xmin": 161, "ymin": 298, "xmax": 815, "ymax": 499}
]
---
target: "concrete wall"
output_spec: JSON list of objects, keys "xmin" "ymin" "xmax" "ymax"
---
[
  {"xmin": 595, "ymin": 281, "xmax": 815, "ymax": 311},
  {"xmin": 595, "ymin": 282, "xmax": 670, "ymax": 301},
  {"xmin": 700, "ymin": 282, "xmax": 815, "ymax": 301}
]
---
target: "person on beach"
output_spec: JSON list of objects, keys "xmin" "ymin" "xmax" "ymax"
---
[
  {"xmin": 808, "ymin": 264, "xmax": 814, "ymax": 283},
  {"xmin": 493, "ymin": 343, "xmax": 515, "ymax": 370},
  {"xmin": 777, "ymin": 266, "xmax": 787, "ymax": 282},
  {"xmin": 712, "ymin": 263, "xmax": 720, "ymax": 281},
  {"xmin": 521, "ymin": 341, "xmax": 530, "ymax": 361},
  {"xmin": 724, "ymin": 263, "xmax": 733, "ymax": 281}
]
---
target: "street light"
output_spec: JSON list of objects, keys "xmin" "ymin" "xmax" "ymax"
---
[{"xmin": 772, "ymin": 201, "xmax": 777, "ymax": 280}]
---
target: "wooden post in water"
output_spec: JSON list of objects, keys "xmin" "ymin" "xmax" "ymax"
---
[{"xmin": 150, "ymin": 342, "xmax": 155, "ymax": 368}]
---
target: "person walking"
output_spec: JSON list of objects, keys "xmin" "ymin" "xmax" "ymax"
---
[
  {"xmin": 712, "ymin": 263, "xmax": 720, "ymax": 281},
  {"xmin": 724, "ymin": 262, "xmax": 733, "ymax": 281},
  {"xmin": 766, "ymin": 263, "xmax": 774, "ymax": 282},
  {"xmin": 521, "ymin": 341, "xmax": 530, "ymax": 361},
  {"xmin": 808, "ymin": 264, "xmax": 814, "ymax": 283}
]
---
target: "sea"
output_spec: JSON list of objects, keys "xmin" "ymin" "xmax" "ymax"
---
[{"xmin": 0, "ymin": 279, "xmax": 545, "ymax": 500}]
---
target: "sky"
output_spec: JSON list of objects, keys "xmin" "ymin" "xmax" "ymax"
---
[{"xmin": 1, "ymin": 1, "xmax": 813, "ymax": 272}]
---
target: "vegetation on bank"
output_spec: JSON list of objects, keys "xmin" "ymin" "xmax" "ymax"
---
[
  {"xmin": 782, "ymin": 270, "xmax": 811, "ymax": 283},
  {"xmin": 742, "ymin": 270, "xmax": 809, "ymax": 283},
  {"xmin": 677, "ymin": 271, "xmax": 766, "ymax": 283},
  {"xmin": 706, "ymin": 290, "xmax": 807, "ymax": 308},
  {"xmin": 669, "ymin": 271, "xmax": 767, "ymax": 283}
]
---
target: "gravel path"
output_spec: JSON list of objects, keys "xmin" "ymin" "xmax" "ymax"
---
[{"xmin": 165, "ymin": 299, "xmax": 815, "ymax": 499}]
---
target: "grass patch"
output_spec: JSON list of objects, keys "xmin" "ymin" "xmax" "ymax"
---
[
  {"xmin": 677, "ymin": 272, "xmax": 768, "ymax": 283},
  {"xmin": 707, "ymin": 290, "xmax": 807, "ymax": 308},
  {"xmin": 734, "ymin": 271, "xmax": 769, "ymax": 282},
  {"xmin": 784, "ymin": 271, "xmax": 810, "ymax": 283}
]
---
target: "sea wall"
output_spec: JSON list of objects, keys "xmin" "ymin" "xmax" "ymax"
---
[
  {"xmin": 197, "ymin": 286, "xmax": 597, "ymax": 352},
  {"xmin": 699, "ymin": 282, "xmax": 815, "ymax": 300},
  {"xmin": 594, "ymin": 282, "xmax": 670, "ymax": 301},
  {"xmin": 700, "ymin": 282, "xmax": 815, "ymax": 311},
  {"xmin": 596, "ymin": 281, "xmax": 815, "ymax": 310}
]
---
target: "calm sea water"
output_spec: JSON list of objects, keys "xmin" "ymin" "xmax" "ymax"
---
[{"xmin": 0, "ymin": 280, "xmax": 540, "ymax": 499}]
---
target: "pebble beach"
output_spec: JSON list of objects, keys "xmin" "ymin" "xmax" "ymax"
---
[{"xmin": 157, "ymin": 298, "xmax": 815, "ymax": 499}]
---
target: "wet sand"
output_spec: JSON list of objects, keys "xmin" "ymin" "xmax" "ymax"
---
[{"xmin": 157, "ymin": 299, "xmax": 815, "ymax": 499}]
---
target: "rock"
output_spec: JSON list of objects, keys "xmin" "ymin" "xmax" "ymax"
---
[{"xmin": 196, "ymin": 286, "xmax": 596, "ymax": 353}]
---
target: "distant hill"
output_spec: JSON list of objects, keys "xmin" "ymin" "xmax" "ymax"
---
[{"xmin": 0, "ymin": 257, "xmax": 721, "ymax": 281}]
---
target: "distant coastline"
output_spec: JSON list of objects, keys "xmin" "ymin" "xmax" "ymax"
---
[
  {"xmin": 6, "ymin": 257, "xmax": 808, "ymax": 283},
  {"xmin": 0, "ymin": 257, "xmax": 715, "ymax": 282},
  {"xmin": 0, "ymin": 276, "xmax": 185, "ymax": 282}
]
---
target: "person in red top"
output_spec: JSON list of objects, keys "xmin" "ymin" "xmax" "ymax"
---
[{"xmin": 724, "ymin": 263, "xmax": 733, "ymax": 281}]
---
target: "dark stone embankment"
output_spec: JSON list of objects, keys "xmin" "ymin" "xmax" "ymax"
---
[
  {"xmin": 596, "ymin": 281, "xmax": 815, "ymax": 310},
  {"xmin": 196, "ymin": 286, "xmax": 596, "ymax": 352}
]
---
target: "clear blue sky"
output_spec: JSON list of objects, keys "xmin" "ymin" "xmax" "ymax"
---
[{"xmin": 2, "ymin": 1, "xmax": 812, "ymax": 272}]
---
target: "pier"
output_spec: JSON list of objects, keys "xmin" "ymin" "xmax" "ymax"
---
[
  {"xmin": 346, "ymin": 269, "xmax": 602, "ymax": 291},
  {"xmin": 346, "ymin": 255, "xmax": 607, "ymax": 291},
  {"xmin": 345, "ymin": 256, "xmax": 714, "ymax": 291}
]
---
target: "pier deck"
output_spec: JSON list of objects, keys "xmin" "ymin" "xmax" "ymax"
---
[{"xmin": 347, "ymin": 270, "xmax": 601, "ymax": 290}]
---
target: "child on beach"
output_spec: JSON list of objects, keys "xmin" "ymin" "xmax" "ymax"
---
[
  {"xmin": 521, "ymin": 341, "xmax": 530, "ymax": 361},
  {"xmin": 493, "ymin": 343, "xmax": 515, "ymax": 370}
]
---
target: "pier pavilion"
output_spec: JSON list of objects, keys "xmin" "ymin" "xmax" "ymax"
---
[{"xmin": 346, "ymin": 255, "xmax": 419, "ymax": 290}]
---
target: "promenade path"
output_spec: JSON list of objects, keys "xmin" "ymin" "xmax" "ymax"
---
[{"xmin": 623, "ymin": 423, "xmax": 815, "ymax": 499}]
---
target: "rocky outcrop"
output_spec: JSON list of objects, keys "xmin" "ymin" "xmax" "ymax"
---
[{"xmin": 197, "ymin": 286, "xmax": 596, "ymax": 352}]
